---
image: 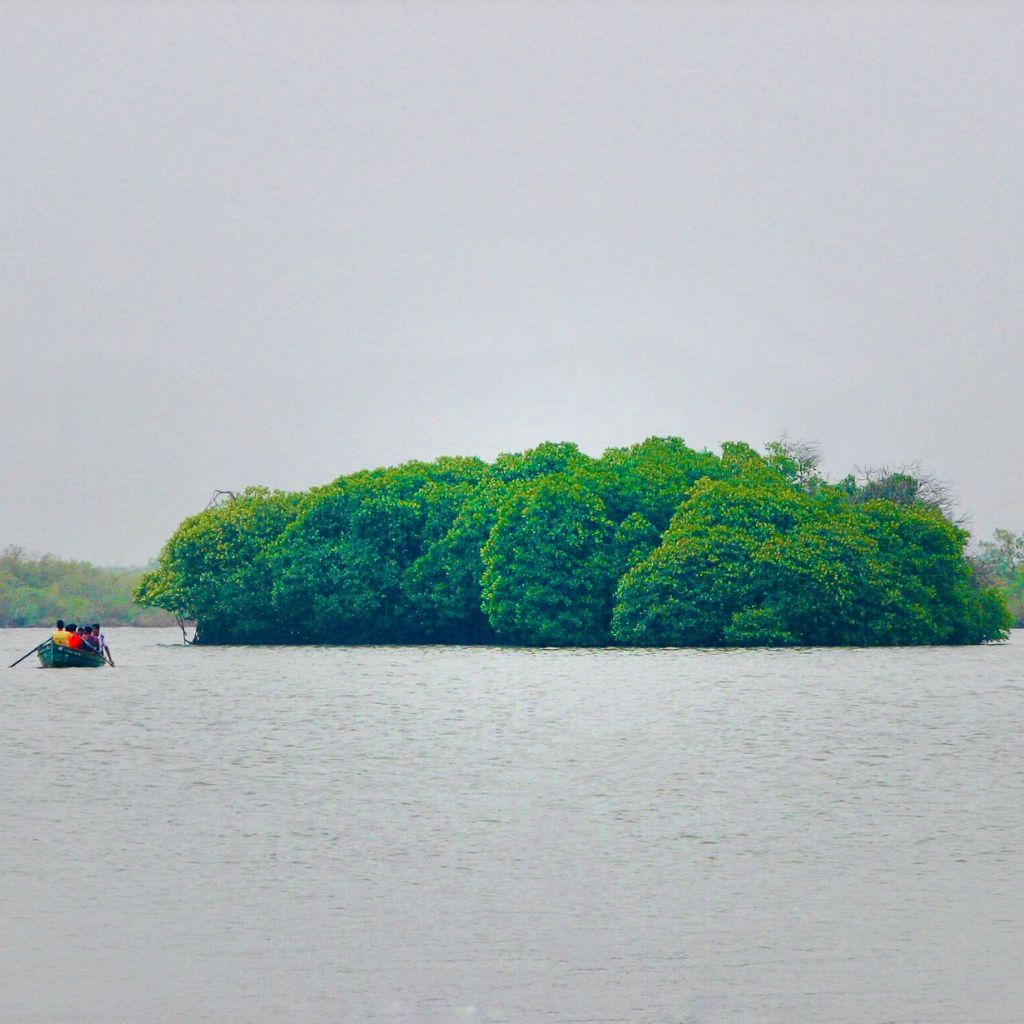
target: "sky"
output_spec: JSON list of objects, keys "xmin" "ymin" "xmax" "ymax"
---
[{"xmin": 2, "ymin": 2, "xmax": 1022, "ymax": 565}]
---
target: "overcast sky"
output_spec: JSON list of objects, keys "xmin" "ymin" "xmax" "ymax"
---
[{"xmin": 2, "ymin": 2, "xmax": 1021, "ymax": 565}]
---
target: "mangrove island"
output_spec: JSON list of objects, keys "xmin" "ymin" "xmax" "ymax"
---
[{"xmin": 136, "ymin": 438, "xmax": 1012, "ymax": 647}]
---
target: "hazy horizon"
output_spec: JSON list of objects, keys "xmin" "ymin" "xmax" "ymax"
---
[{"xmin": 4, "ymin": 2, "xmax": 1022, "ymax": 565}]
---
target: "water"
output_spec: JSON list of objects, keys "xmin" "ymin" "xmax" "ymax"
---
[{"xmin": 2, "ymin": 628, "xmax": 1021, "ymax": 1023}]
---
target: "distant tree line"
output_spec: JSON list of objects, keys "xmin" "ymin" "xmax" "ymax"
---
[
  {"xmin": 0, "ymin": 547, "xmax": 174, "ymax": 627},
  {"xmin": 135, "ymin": 438, "xmax": 1012, "ymax": 646},
  {"xmin": 974, "ymin": 529, "xmax": 1024, "ymax": 627}
]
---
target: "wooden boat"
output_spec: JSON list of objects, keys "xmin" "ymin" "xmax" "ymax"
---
[{"xmin": 37, "ymin": 640, "xmax": 107, "ymax": 668}]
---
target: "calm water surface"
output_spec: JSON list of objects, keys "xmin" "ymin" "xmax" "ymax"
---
[{"xmin": 2, "ymin": 628, "xmax": 1021, "ymax": 1023}]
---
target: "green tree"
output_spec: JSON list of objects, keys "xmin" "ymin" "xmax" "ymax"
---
[
  {"xmin": 976, "ymin": 529, "xmax": 1024, "ymax": 627},
  {"xmin": 136, "ymin": 488, "xmax": 301, "ymax": 642},
  {"xmin": 491, "ymin": 441, "xmax": 593, "ymax": 483},
  {"xmin": 402, "ymin": 477, "xmax": 506, "ymax": 642},
  {"xmin": 611, "ymin": 474, "xmax": 807, "ymax": 646},
  {"xmin": 481, "ymin": 478, "xmax": 616, "ymax": 645},
  {"xmin": 612, "ymin": 469, "xmax": 1011, "ymax": 647},
  {"xmin": 270, "ymin": 458, "xmax": 488, "ymax": 643},
  {"xmin": 585, "ymin": 436, "xmax": 725, "ymax": 531}
]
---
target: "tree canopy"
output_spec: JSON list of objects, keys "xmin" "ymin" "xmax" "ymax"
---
[{"xmin": 136, "ymin": 438, "xmax": 1012, "ymax": 646}]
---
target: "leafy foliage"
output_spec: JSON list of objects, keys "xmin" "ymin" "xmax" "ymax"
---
[
  {"xmin": 135, "ymin": 487, "xmax": 302, "ymax": 643},
  {"xmin": 135, "ymin": 438, "xmax": 1012, "ymax": 646},
  {"xmin": 268, "ymin": 458, "xmax": 490, "ymax": 643},
  {"xmin": 403, "ymin": 478, "xmax": 505, "ymax": 643},
  {"xmin": 481, "ymin": 478, "xmax": 616, "ymax": 645},
  {"xmin": 976, "ymin": 529, "xmax": 1024, "ymax": 626},
  {"xmin": 0, "ymin": 546, "xmax": 172, "ymax": 627}
]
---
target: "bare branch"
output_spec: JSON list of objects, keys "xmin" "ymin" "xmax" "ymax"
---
[
  {"xmin": 853, "ymin": 463, "xmax": 963, "ymax": 523},
  {"xmin": 205, "ymin": 489, "xmax": 237, "ymax": 509}
]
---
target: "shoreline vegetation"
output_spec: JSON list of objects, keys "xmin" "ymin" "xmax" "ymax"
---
[
  {"xmin": 0, "ymin": 547, "xmax": 175, "ymax": 628},
  {"xmin": 975, "ymin": 529, "xmax": 1024, "ymax": 628},
  {"xmin": 136, "ymin": 437, "xmax": 1013, "ymax": 647}
]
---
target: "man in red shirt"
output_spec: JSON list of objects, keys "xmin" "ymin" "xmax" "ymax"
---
[{"xmin": 65, "ymin": 624, "xmax": 85, "ymax": 650}]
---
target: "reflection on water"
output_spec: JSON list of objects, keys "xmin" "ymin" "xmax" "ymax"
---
[{"xmin": 2, "ymin": 629, "xmax": 1021, "ymax": 1023}]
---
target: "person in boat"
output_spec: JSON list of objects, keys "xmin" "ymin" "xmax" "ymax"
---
[
  {"xmin": 65, "ymin": 623, "xmax": 84, "ymax": 650},
  {"xmin": 91, "ymin": 624, "xmax": 114, "ymax": 666},
  {"xmin": 52, "ymin": 619, "xmax": 72, "ymax": 646},
  {"xmin": 81, "ymin": 626, "xmax": 101, "ymax": 653}
]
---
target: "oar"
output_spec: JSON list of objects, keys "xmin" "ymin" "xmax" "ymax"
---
[{"xmin": 9, "ymin": 639, "xmax": 49, "ymax": 668}]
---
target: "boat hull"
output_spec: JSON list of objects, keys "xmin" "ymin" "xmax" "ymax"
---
[{"xmin": 37, "ymin": 641, "xmax": 106, "ymax": 668}]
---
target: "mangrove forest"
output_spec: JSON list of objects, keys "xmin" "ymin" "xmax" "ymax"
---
[
  {"xmin": 136, "ymin": 438, "xmax": 1012, "ymax": 646},
  {"xmin": 0, "ymin": 547, "xmax": 173, "ymax": 628}
]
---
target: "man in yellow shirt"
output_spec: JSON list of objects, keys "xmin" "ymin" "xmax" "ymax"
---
[{"xmin": 52, "ymin": 619, "xmax": 72, "ymax": 646}]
